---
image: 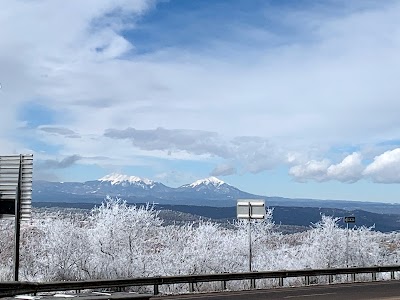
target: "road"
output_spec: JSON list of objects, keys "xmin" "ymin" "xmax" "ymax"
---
[{"xmin": 153, "ymin": 281, "xmax": 400, "ymax": 299}]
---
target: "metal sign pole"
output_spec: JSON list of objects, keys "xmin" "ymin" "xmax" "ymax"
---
[
  {"xmin": 13, "ymin": 155, "xmax": 22, "ymax": 281},
  {"xmin": 249, "ymin": 203, "xmax": 252, "ymax": 272},
  {"xmin": 237, "ymin": 199, "xmax": 265, "ymax": 274},
  {"xmin": 346, "ymin": 222, "xmax": 349, "ymax": 268},
  {"xmin": 344, "ymin": 216, "xmax": 355, "ymax": 269}
]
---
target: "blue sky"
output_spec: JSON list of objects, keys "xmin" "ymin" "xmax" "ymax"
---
[{"xmin": 1, "ymin": 0, "xmax": 400, "ymax": 202}]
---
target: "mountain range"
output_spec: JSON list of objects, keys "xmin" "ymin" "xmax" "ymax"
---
[
  {"xmin": 33, "ymin": 173, "xmax": 256, "ymax": 205},
  {"xmin": 33, "ymin": 172, "xmax": 400, "ymax": 215}
]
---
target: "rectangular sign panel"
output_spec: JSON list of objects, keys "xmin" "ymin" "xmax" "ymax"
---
[
  {"xmin": 0, "ymin": 154, "xmax": 33, "ymax": 221},
  {"xmin": 237, "ymin": 199, "xmax": 265, "ymax": 219},
  {"xmin": 344, "ymin": 216, "xmax": 355, "ymax": 223}
]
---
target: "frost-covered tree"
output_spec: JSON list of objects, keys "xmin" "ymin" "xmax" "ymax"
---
[
  {"xmin": 1, "ymin": 198, "xmax": 399, "ymax": 289},
  {"xmin": 19, "ymin": 211, "xmax": 91, "ymax": 281},
  {"xmin": 302, "ymin": 216, "xmax": 346, "ymax": 268},
  {"xmin": 86, "ymin": 197, "xmax": 163, "ymax": 278}
]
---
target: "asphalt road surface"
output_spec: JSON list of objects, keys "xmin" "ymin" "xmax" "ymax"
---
[{"xmin": 154, "ymin": 281, "xmax": 400, "ymax": 300}]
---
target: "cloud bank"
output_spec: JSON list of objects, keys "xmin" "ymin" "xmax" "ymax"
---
[
  {"xmin": 104, "ymin": 127, "xmax": 285, "ymax": 173},
  {"xmin": 290, "ymin": 150, "xmax": 400, "ymax": 184},
  {"xmin": 105, "ymin": 127, "xmax": 400, "ymax": 183}
]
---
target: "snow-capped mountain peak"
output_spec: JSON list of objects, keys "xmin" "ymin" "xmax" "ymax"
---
[
  {"xmin": 33, "ymin": 174, "xmax": 255, "ymax": 203},
  {"xmin": 99, "ymin": 173, "xmax": 154, "ymax": 186},
  {"xmin": 176, "ymin": 176, "xmax": 247, "ymax": 199},
  {"xmin": 189, "ymin": 176, "xmax": 225, "ymax": 188}
]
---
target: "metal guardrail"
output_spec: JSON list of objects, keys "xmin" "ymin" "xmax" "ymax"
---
[{"xmin": 1, "ymin": 265, "xmax": 400, "ymax": 297}]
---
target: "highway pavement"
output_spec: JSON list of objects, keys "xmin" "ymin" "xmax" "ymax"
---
[{"xmin": 154, "ymin": 280, "xmax": 400, "ymax": 299}]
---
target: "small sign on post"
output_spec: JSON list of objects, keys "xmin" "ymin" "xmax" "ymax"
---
[
  {"xmin": 344, "ymin": 216, "xmax": 355, "ymax": 223},
  {"xmin": 344, "ymin": 216, "xmax": 355, "ymax": 269},
  {"xmin": 237, "ymin": 199, "xmax": 266, "ymax": 273}
]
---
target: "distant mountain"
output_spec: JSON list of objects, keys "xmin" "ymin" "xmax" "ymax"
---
[
  {"xmin": 33, "ymin": 173, "xmax": 259, "ymax": 205},
  {"xmin": 92, "ymin": 173, "xmax": 172, "ymax": 195},
  {"xmin": 99, "ymin": 173, "xmax": 171, "ymax": 191},
  {"xmin": 175, "ymin": 176, "xmax": 256, "ymax": 200}
]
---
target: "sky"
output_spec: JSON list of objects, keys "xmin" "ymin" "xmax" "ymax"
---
[{"xmin": 1, "ymin": 0, "xmax": 400, "ymax": 203}]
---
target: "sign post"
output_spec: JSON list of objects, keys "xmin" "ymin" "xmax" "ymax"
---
[
  {"xmin": 237, "ymin": 199, "xmax": 265, "ymax": 273},
  {"xmin": 0, "ymin": 154, "xmax": 33, "ymax": 281},
  {"xmin": 344, "ymin": 216, "xmax": 355, "ymax": 269}
]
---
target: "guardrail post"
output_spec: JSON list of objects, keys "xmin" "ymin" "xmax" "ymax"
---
[
  {"xmin": 328, "ymin": 275, "xmax": 333, "ymax": 284},
  {"xmin": 153, "ymin": 284, "xmax": 159, "ymax": 295},
  {"xmin": 352, "ymin": 273, "xmax": 356, "ymax": 282},
  {"xmin": 372, "ymin": 272, "xmax": 377, "ymax": 281},
  {"xmin": 391, "ymin": 271, "xmax": 395, "ymax": 280},
  {"xmin": 221, "ymin": 280, "xmax": 227, "ymax": 291},
  {"xmin": 279, "ymin": 277, "xmax": 283, "ymax": 287},
  {"xmin": 250, "ymin": 278, "xmax": 256, "ymax": 289},
  {"xmin": 305, "ymin": 276, "xmax": 310, "ymax": 285},
  {"xmin": 189, "ymin": 282, "xmax": 194, "ymax": 293},
  {"xmin": 221, "ymin": 272, "xmax": 228, "ymax": 290}
]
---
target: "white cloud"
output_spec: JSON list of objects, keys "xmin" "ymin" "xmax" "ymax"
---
[
  {"xmin": 0, "ymin": 0, "xmax": 154, "ymax": 147},
  {"xmin": 289, "ymin": 152, "xmax": 364, "ymax": 183},
  {"xmin": 289, "ymin": 159, "xmax": 331, "ymax": 182},
  {"xmin": 327, "ymin": 152, "xmax": 364, "ymax": 183},
  {"xmin": 103, "ymin": 127, "xmax": 287, "ymax": 173},
  {"xmin": 289, "ymin": 150, "xmax": 400, "ymax": 184},
  {"xmin": 363, "ymin": 148, "xmax": 400, "ymax": 183}
]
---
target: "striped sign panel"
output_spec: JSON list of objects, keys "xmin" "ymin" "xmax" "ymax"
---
[{"xmin": 0, "ymin": 154, "xmax": 33, "ymax": 221}]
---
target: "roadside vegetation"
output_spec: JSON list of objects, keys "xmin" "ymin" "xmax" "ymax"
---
[{"xmin": 1, "ymin": 197, "xmax": 399, "ymax": 293}]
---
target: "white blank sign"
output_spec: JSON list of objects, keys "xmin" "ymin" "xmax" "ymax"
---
[{"xmin": 237, "ymin": 199, "xmax": 265, "ymax": 219}]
